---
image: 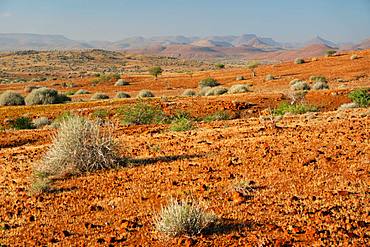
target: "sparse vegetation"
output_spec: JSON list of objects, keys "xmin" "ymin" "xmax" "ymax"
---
[
  {"xmin": 154, "ymin": 198, "xmax": 217, "ymax": 237},
  {"xmin": 204, "ymin": 111, "xmax": 231, "ymax": 122},
  {"xmin": 35, "ymin": 116, "xmax": 118, "ymax": 177},
  {"xmin": 75, "ymin": 89, "xmax": 90, "ymax": 95},
  {"xmin": 25, "ymin": 87, "xmax": 70, "ymax": 105},
  {"xmin": 273, "ymin": 102, "xmax": 318, "ymax": 115},
  {"xmin": 350, "ymin": 54, "xmax": 359, "ymax": 60},
  {"xmin": 91, "ymin": 93, "xmax": 109, "ymax": 100},
  {"xmin": 309, "ymin": 75, "xmax": 327, "ymax": 82},
  {"xmin": 294, "ymin": 58, "xmax": 304, "ymax": 64},
  {"xmin": 215, "ymin": 63, "xmax": 225, "ymax": 69},
  {"xmin": 348, "ymin": 88, "xmax": 369, "ymax": 107},
  {"xmin": 92, "ymin": 109, "xmax": 109, "ymax": 119},
  {"xmin": 137, "ymin": 90, "xmax": 155, "ymax": 98},
  {"xmin": 149, "ymin": 66, "xmax": 163, "ymax": 78},
  {"xmin": 265, "ymin": 74, "xmax": 274, "ymax": 81},
  {"xmin": 24, "ymin": 85, "xmax": 40, "ymax": 93},
  {"xmin": 170, "ymin": 117, "xmax": 193, "ymax": 132},
  {"xmin": 116, "ymin": 92, "xmax": 131, "ymax": 98},
  {"xmin": 312, "ymin": 81, "xmax": 329, "ymax": 90},
  {"xmin": 290, "ymin": 81, "xmax": 310, "ymax": 91},
  {"xmin": 92, "ymin": 73, "xmax": 121, "ymax": 84},
  {"xmin": 50, "ymin": 111, "xmax": 76, "ymax": 128},
  {"xmin": 118, "ymin": 102, "xmax": 166, "ymax": 125},
  {"xmin": 0, "ymin": 90, "xmax": 25, "ymax": 106},
  {"xmin": 199, "ymin": 78, "xmax": 220, "ymax": 88},
  {"xmin": 325, "ymin": 50, "xmax": 336, "ymax": 57},
  {"xmin": 228, "ymin": 84, "xmax": 249, "ymax": 94},
  {"xmin": 235, "ymin": 76, "xmax": 245, "ymax": 81}
]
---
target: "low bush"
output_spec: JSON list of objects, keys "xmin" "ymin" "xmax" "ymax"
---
[
  {"xmin": 199, "ymin": 78, "xmax": 220, "ymax": 88},
  {"xmin": 64, "ymin": 90, "xmax": 77, "ymax": 96},
  {"xmin": 294, "ymin": 58, "xmax": 304, "ymax": 64},
  {"xmin": 348, "ymin": 88, "xmax": 369, "ymax": 107},
  {"xmin": 115, "ymin": 79, "xmax": 129, "ymax": 86},
  {"xmin": 325, "ymin": 50, "xmax": 336, "ymax": 57},
  {"xmin": 118, "ymin": 102, "xmax": 166, "ymax": 125},
  {"xmin": 9, "ymin": 117, "xmax": 34, "ymax": 130},
  {"xmin": 289, "ymin": 79, "xmax": 300, "ymax": 86},
  {"xmin": 205, "ymin": 86, "xmax": 228, "ymax": 96},
  {"xmin": 0, "ymin": 90, "xmax": 25, "ymax": 106},
  {"xmin": 272, "ymin": 102, "xmax": 318, "ymax": 115},
  {"xmin": 170, "ymin": 117, "xmax": 193, "ymax": 132},
  {"xmin": 32, "ymin": 117, "xmax": 50, "ymax": 129},
  {"xmin": 235, "ymin": 76, "xmax": 245, "ymax": 81},
  {"xmin": 215, "ymin": 63, "xmax": 225, "ymax": 69},
  {"xmin": 35, "ymin": 116, "xmax": 118, "ymax": 177},
  {"xmin": 91, "ymin": 73, "xmax": 121, "ymax": 84},
  {"xmin": 338, "ymin": 102, "xmax": 359, "ymax": 110},
  {"xmin": 75, "ymin": 89, "xmax": 90, "ymax": 95},
  {"xmin": 228, "ymin": 84, "xmax": 249, "ymax": 94},
  {"xmin": 92, "ymin": 109, "xmax": 109, "ymax": 119},
  {"xmin": 25, "ymin": 87, "xmax": 70, "ymax": 105},
  {"xmin": 91, "ymin": 93, "xmax": 109, "ymax": 100},
  {"xmin": 199, "ymin": 86, "xmax": 211, "ymax": 96},
  {"xmin": 312, "ymin": 81, "xmax": 329, "ymax": 90},
  {"xmin": 182, "ymin": 89, "xmax": 197, "ymax": 97},
  {"xmin": 116, "ymin": 92, "xmax": 131, "ymax": 98},
  {"xmin": 309, "ymin": 75, "xmax": 327, "ymax": 82},
  {"xmin": 265, "ymin": 74, "xmax": 275, "ymax": 81},
  {"xmin": 290, "ymin": 81, "xmax": 310, "ymax": 91},
  {"xmin": 350, "ymin": 54, "xmax": 359, "ymax": 60},
  {"xmin": 24, "ymin": 85, "xmax": 40, "ymax": 93},
  {"xmin": 137, "ymin": 90, "xmax": 155, "ymax": 98},
  {"xmin": 154, "ymin": 198, "xmax": 217, "ymax": 237}
]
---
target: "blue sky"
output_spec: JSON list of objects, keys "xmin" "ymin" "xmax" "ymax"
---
[{"xmin": 0, "ymin": 0, "xmax": 369, "ymax": 43}]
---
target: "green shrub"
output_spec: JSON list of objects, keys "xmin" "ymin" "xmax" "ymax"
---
[
  {"xmin": 205, "ymin": 86, "xmax": 228, "ymax": 96},
  {"xmin": 137, "ymin": 90, "xmax": 155, "ymax": 98},
  {"xmin": 92, "ymin": 109, "xmax": 109, "ymax": 119},
  {"xmin": 25, "ymin": 87, "xmax": 70, "ymax": 105},
  {"xmin": 228, "ymin": 84, "xmax": 249, "ymax": 94},
  {"xmin": 199, "ymin": 78, "xmax": 220, "ymax": 88},
  {"xmin": 149, "ymin": 66, "xmax": 163, "ymax": 78},
  {"xmin": 0, "ymin": 90, "xmax": 25, "ymax": 106},
  {"xmin": 265, "ymin": 74, "xmax": 275, "ymax": 81},
  {"xmin": 325, "ymin": 50, "xmax": 336, "ymax": 57},
  {"xmin": 215, "ymin": 63, "xmax": 225, "ymax": 69},
  {"xmin": 35, "ymin": 116, "xmax": 118, "ymax": 177},
  {"xmin": 170, "ymin": 117, "xmax": 193, "ymax": 132},
  {"xmin": 9, "ymin": 117, "xmax": 34, "ymax": 130},
  {"xmin": 309, "ymin": 75, "xmax": 327, "ymax": 82},
  {"xmin": 272, "ymin": 102, "xmax": 318, "ymax": 115},
  {"xmin": 118, "ymin": 102, "xmax": 166, "ymax": 125},
  {"xmin": 75, "ymin": 89, "xmax": 90, "ymax": 95},
  {"xmin": 204, "ymin": 111, "xmax": 231, "ymax": 122},
  {"xmin": 64, "ymin": 90, "xmax": 77, "ymax": 96},
  {"xmin": 154, "ymin": 198, "xmax": 217, "ymax": 237},
  {"xmin": 294, "ymin": 58, "xmax": 304, "ymax": 64},
  {"xmin": 291, "ymin": 81, "xmax": 310, "ymax": 91},
  {"xmin": 348, "ymin": 88, "xmax": 369, "ymax": 107},
  {"xmin": 182, "ymin": 89, "xmax": 197, "ymax": 97},
  {"xmin": 115, "ymin": 79, "xmax": 129, "ymax": 86},
  {"xmin": 91, "ymin": 73, "xmax": 121, "ymax": 84},
  {"xmin": 51, "ymin": 111, "xmax": 75, "ymax": 128},
  {"xmin": 32, "ymin": 117, "xmax": 50, "ymax": 129},
  {"xmin": 116, "ymin": 92, "xmax": 131, "ymax": 98},
  {"xmin": 312, "ymin": 81, "xmax": 329, "ymax": 90},
  {"xmin": 91, "ymin": 93, "xmax": 109, "ymax": 100}
]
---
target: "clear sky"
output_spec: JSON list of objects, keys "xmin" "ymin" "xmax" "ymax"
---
[{"xmin": 0, "ymin": 0, "xmax": 369, "ymax": 43}]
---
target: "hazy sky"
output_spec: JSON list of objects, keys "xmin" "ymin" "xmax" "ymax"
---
[{"xmin": 0, "ymin": 0, "xmax": 369, "ymax": 43}]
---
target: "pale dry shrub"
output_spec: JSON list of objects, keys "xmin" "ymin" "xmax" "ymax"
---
[
  {"xmin": 115, "ymin": 79, "xmax": 129, "ymax": 86},
  {"xmin": 36, "ymin": 116, "xmax": 118, "ymax": 177},
  {"xmin": 32, "ymin": 117, "xmax": 50, "ymax": 128},
  {"xmin": 291, "ymin": 81, "xmax": 310, "ymax": 91},
  {"xmin": 205, "ymin": 86, "xmax": 228, "ymax": 96},
  {"xmin": 137, "ymin": 90, "xmax": 155, "ymax": 98},
  {"xmin": 154, "ymin": 198, "xmax": 217, "ymax": 237},
  {"xmin": 228, "ymin": 84, "xmax": 249, "ymax": 94},
  {"xmin": 91, "ymin": 93, "xmax": 109, "ymax": 100},
  {"xmin": 0, "ymin": 90, "xmax": 25, "ymax": 106},
  {"xmin": 182, "ymin": 89, "xmax": 197, "ymax": 97},
  {"xmin": 25, "ymin": 87, "xmax": 70, "ymax": 105},
  {"xmin": 312, "ymin": 81, "xmax": 329, "ymax": 90},
  {"xmin": 116, "ymin": 92, "xmax": 131, "ymax": 98}
]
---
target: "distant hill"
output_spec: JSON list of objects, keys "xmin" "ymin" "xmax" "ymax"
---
[
  {"xmin": 0, "ymin": 33, "xmax": 367, "ymax": 61},
  {"xmin": 0, "ymin": 33, "xmax": 92, "ymax": 51}
]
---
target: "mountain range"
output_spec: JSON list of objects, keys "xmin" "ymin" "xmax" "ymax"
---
[{"xmin": 1, "ymin": 33, "xmax": 369, "ymax": 61}]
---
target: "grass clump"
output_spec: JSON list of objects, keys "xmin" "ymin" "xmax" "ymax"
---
[
  {"xmin": 154, "ymin": 198, "xmax": 217, "ymax": 237},
  {"xmin": 9, "ymin": 117, "xmax": 34, "ymax": 130},
  {"xmin": 199, "ymin": 78, "xmax": 220, "ymax": 88},
  {"xmin": 0, "ymin": 90, "xmax": 25, "ymax": 106},
  {"xmin": 265, "ymin": 74, "xmax": 275, "ymax": 81},
  {"xmin": 50, "ymin": 111, "xmax": 75, "ymax": 128},
  {"xmin": 170, "ymin": 117, "xmax": 193, "ymax": 132},
  {"xmin": 182, "ymin": 89, "xmax": 197, "ymax": 97},
  {"xmin": 205, "ymin": 86, "xmax": 228, "ymax": 96},
  {"xmin": 325, "ymin": 50, "xmax": 336, "ymax": 57},
  {"xmin": 25, "ymin": 87, "xmax": 70, "ymax": 105},
  {"xmin": 92, "ymin": 109, "xmax": 109, "ymax": 119},
  {"xmin": 228, "ymin": 84, "xmax": 249, "ymax": 94},
  {"xmin": 30, "ymin": 172, "xmax": 51, "ymax": 194},
  {"xmin": 348, "ymin": 88, "xmax": 369, "ymax": 107},
  {"xmin": 118, "ymin": 102, "xmax": 166, "ymax": 125},
  {"xmin": 350, "ymin": 54, "xmax": 359, "ymax": 60},
  {"xmin": 32, "ymin": 117, "xmax": 50, "ymax": 129},
  {"xmin": 204, "ymin": 111, "xmax": 231, "ymax": 122},
  {"xmin": 137, "ymin": 90, "xmax": 155, "ymax": 98},
  {"xmin": 115, "ymin": 79, "xmax": 129, "ymax": 86},
  {"xmin": 312, "ymin": 81, "xmax": 329, "ymax": 90},
  {"xmin": 309, "ymin": 75, "xmax": 327, "ymax": 83},
  {"xmin": 92, "ymin": 73, "xmax": 121, "ymax": 84},
  {"xmin": 35, "ymin": 116, "xmax": 118, "ymax": 177},
  {"xmin": 116, "ymin": 92, "xmax": 131, "ymax": 98},
  {"xmin": 272, "ymin": 102, "xmax": 318, "ymax": 115},
  {"xmin": 91, "ymin": 93, "xmax": 109, "ymax": 100},
  {"xmin": 294, "ymin": 58, "xmax": 305, "ymax": 64}
]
